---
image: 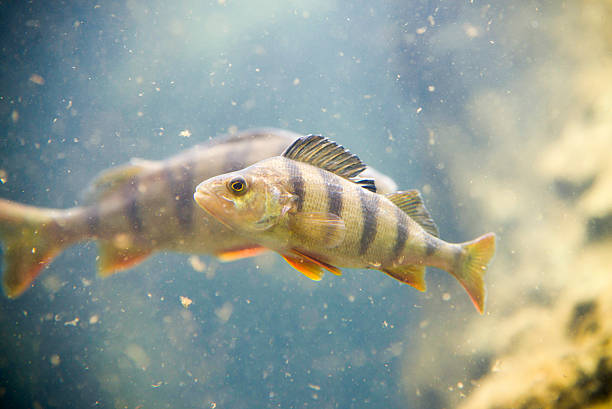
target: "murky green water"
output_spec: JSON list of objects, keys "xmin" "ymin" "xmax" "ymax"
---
[{"xmin": 0, "ymin": 1, "xmax": 576, "ymax": 408}]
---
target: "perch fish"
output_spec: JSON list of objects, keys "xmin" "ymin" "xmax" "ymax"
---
[
  {"xmin": 0, "ymin": 128, "xmax": 399, "ymax": 298},
  {"xmin": 194, "ymin": 134, "xmax": 496, "ymax": 313}
]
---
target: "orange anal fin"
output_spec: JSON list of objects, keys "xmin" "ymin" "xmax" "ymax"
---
[
  {"xmin": 97, "ymin": 239, "xmax": 153, "ymax": 277},
  {"xmin": 382, "ymin": 264, "xmax": 427, "ymax": 292},
  {"xmin": 282, "ymin": 254, "xmax": 325, "ymax": 281},
  {"xmin": 290, "ymin": 250, "xmax": 342, "ymax": 276},
  {"xmin": 216, "ymin": 245, "xmax": 268, "ymax": 262}
]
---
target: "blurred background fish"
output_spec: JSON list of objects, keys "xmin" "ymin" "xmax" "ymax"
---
[{"xmin": 0, "ymin": 128, "xmax": 398, "ymax": 298}]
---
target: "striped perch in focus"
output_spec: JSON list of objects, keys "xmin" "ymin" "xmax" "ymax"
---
[
  {"xmin": 194, "ymin": 135, "xmax": 496, "ymax": 313},
  {"xmin": 0, "ymin": 128, "xmax": 399, "ymax": 298}
]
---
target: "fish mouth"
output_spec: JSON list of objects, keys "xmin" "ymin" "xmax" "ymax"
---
[
  {"xmin": 193, "ymin": 186, "xmax": 235, "ymax": 229},
  {"xmin": 193, "ymin": 188, "xmax": 217, "ymax": 216}
]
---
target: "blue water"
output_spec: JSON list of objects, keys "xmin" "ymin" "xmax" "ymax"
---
[{"xmin": 0, "ymin": 1, "xmax": 517, "ymax": 408}]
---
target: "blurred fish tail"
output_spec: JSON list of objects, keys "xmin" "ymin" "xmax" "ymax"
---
[{"xmin": 0, "ymin": 199, "xmax": 83, "ymax": 298}]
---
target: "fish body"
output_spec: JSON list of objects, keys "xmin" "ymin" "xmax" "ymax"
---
[
  {"xmin": 194, "ymin": 135, "xmax": 495, "ymax": 313},
  {"xmin": 0, "ymin": 128, "xmax": 398, "ymax": 298}
]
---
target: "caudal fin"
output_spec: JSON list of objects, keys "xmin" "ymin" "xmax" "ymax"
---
[
  {"xmin": 454, "ymin": 232, "xmax": 496, "ymax": 314},
  {"xmin": 0, "ymin": 199, "xmax": 74, "ymax": 298}
]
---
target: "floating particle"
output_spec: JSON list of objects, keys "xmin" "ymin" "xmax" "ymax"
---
[
  {"xmin": 180, "ymin": 296, "xmax": 193, "ymax": 308},
  {"xmin": 29, "ymin": 74, "xmax": 45, "ymax": 85},
  {"xmin": 64, "ymin": 317, "xmax": 79, "ymax": 326},
  {"xmin": 179, "ymin": 129, "xmax": 192, "ymax": 137},
  {"xmin": 50, "ymin": 354, "xmax": 60, "ymax": 366},
  {"xmin": 89, "ymin": 315, "xmax": 99, "ymax": 324},
  {"xmin": 215, "ymin": 302, "xmax": 233, "ymax": 323},
  {"xmin": 124, "ymin": 344, "xmax": 150, "ymax": 370},
  {"xmin": 464, "ymin": 23, "xmax": 479, "ymax": 38},
  {"xmin": 308, "ymin": 383, "xmax": 321, "ymax": 391},
  {"xmin": 189, "ymin": 255, "xmax": 206, "ymax": 272}
]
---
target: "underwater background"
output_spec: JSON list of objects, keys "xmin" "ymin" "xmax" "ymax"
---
[{"xmin": 2, "ymin": 1, "xmax": 612, "ymax": 408}]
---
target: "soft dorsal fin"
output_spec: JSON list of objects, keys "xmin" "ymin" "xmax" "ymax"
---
[
  {"xmin": 204, "ymin": 128, "xmax": 298, "ymax": 148},
  {"xmin": 83, "ymin": 159, "xmax": 160, "ymax": 203},
  {"xmin": 282, "ymin": 134, "xmax": 376, "ymax": 192},
  {"xmin": 386, "ymin": 190, "xmax": 439, "ymax": 237}
]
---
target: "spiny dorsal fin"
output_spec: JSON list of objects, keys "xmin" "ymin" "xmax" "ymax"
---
[
  {"xmin": 354, "ymin": 178, "xmax": 377, "ymax": 193},
  {"xmin": 386, "ymin": 190, "xmax": 439, "ymax": 237},
  {"xmin": 282, "ymin": 134, "xmax": 376, "ymax": 192}
]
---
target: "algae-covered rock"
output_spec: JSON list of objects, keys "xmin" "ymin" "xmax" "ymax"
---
[{"xmin": 401, "ymin": 1, "xmax": 612, "ymax": 408}]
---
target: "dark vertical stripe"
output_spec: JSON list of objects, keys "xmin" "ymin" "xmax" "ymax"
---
[
  {"xmin": 86, "ymin": 207, "xmax": 100, "ymax": 236},
  {"xmin": 318, "ymin": 168, "xmax": 343, "ymax": 216},
  {"xmin": 126, "ymin": 180, "xmax": 143, "ymax": 233},
  {"xmin": 285, "ymin": 159, "xmax": 305, "ymax": 212},
  {"xmin": 167, "ymin": 166, "xmax": 194, "ymax": 231},
  {"xmin": 359, "ymin": 189, "xmax": 379, "ymax": 255},
  {"xmin": 453, "ymin": 246, "xmax": 464, "ymax": 268},
  {"xmin": 391, "ymin": 206, "xmax": 408, "ymax": 261},
  {"xmin": 425, "ymin": 236, "xmax": 438, "ymax": 257}
]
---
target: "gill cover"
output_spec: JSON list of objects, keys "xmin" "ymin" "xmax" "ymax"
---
[{"xmin": 253, "ymin": 183, "xmax": 294, "ymax": 230}]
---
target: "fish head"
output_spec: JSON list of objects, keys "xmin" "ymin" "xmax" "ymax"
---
[{"xmin": 194, "ymin": 164, "xmax": 294, "ymax": 233}]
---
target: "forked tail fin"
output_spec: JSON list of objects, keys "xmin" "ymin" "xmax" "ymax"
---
[
  {"xmin": 0, "ymin": 199, "xmax": 77, "ymax": 298},
  {"xmin": 454, "ymin": 232, "xmax": 496, "ymax": 314}
]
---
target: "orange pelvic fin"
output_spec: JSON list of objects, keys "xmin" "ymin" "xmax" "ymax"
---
[
  {"xmin": 282, "ymin": 254, "xmax": 324, "ymax": 281},
  {"xmin": 0, "ymin": 199, "xmax": 72, "ymax": 298},
  {"xmin": 382, "ymin": 264, "xmax": 427, "ymax": 292},
  {"xmin": 282, "ymin": 250, "xmax": 342, "ymax": 281},
  {"xmin": 97, "ymin": 238, "xmax": 153, "ymax": 277},
  {"xmin": 290, "ymin": 250, "xmax": 342, "ymax": 276},
  {"xmin": 216, "ymin": 245, "xmax": 268, "ymax": 262},
  {"xmin": 454, "ymin": 232, "xmax": 496, "ymax": 314}
]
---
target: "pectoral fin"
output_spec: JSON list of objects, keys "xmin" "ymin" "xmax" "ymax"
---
[
  {"xmin": 288, "ymin": 212, "xmax": 346, "ymax": 248},
  {"xmin": 97, "ymin": 239, "xmax": 153, "ymax": 276},
  {"xmin": 382, "ymin": 264, "xmax": 427, "ymax": 291}
]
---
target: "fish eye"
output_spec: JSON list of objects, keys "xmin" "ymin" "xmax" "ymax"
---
[{"xmin": 228, "ymin": 176, "xmax": 247, "ymax": 195}]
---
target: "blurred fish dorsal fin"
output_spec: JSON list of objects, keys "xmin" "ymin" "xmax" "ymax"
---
[
  {"xmin": 208, "ymin": 128, "xmax": 298, "ymax": 146},
  {"xmin": 282, "ymin": 134, "xmax": 376, "ymax": 193},
  {"xmin": 385, "ymin": 190, "xmax": 439, "ymax": 237},
  {"xmin": 84, "ymin": 158, "xmax": 160, "ymax": 203}
]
